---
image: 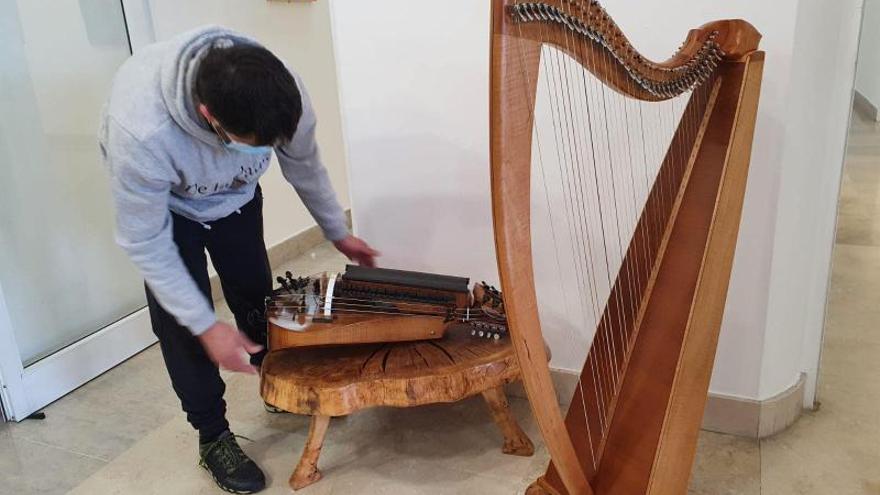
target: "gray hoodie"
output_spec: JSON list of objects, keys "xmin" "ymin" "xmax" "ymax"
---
[{"xmin": 99, "ymin": 26, "xmax": 349, "ymax": 336}]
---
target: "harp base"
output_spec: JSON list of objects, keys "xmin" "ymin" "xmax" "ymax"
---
[{"xmin": 526, "ymin": 476, "xmax": 565, "ymax": 495}]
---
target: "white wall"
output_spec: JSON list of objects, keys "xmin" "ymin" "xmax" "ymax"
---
[
  {"xmin": 760, "ymin": 0, "xmax": 863, "ymax": 403},
  {"xmin": 129, "ymin": 0, "xmax": 351, "ymax": 248},
  {"xmin": 332, "ymin": 0, "xmax": 860, "ymax": 405},
  {"xmin": 330, "ymin": 1, "xmax": 495, "ymax": 281},
  {"xmin": 856, "ymin": 0, "xmax": 880, "ymax": 114}
]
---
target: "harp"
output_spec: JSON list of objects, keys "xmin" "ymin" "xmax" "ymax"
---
[{"xmin": 489, "ymin": 1, "xmax": 763, "ymax": 494}]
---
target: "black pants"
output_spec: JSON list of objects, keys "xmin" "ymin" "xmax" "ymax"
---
[{"xmin": 145, "ymin": 189, "xmax": 272, "ymax": 442}]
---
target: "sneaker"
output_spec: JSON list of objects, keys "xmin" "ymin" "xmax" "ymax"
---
[
  {"xmin": 250, "ymin": 348, "xmax": 268, "ymax": 368},
  {"xmin": 199, "ymin": 431, "xmax": 266, "ymax": 494}
]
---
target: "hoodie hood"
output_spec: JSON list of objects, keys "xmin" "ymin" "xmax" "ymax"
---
[{"xmin": 160, "ymin": 25, "xmax": 260, "ymax": 147}]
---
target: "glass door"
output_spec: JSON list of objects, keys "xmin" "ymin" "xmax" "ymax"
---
[{"xmin": 0, "ymin": 0, "xmax": 155, "ymax": 420}]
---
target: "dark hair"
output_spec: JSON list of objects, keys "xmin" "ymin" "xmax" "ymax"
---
[{"xmin": 195, "ymin": 44, "xmax": 302, "ymax": 146}]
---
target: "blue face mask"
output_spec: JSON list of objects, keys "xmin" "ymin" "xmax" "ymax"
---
[
  {"xmin": 226, "ymin": 140, "xmax": 272, "ymax": 155},
  {"xmin": 206, "ymin": 117, "xmax": 272, "ymax": 155}
]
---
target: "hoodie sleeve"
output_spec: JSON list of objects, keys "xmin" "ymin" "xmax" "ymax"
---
[
  {"xmin": 275, "ymin": 78, "xmax": 350, "ymax": 242},
  {"xmin": 102, "ymin": 119, "xmax": 217, "ymax": 336}
]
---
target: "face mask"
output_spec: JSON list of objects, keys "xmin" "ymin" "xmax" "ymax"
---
[
  {"xmin": 206, "ymin": 117, "xmax": 272, "ymax": 155},
  {"xmin": 225, "ymin": 140, "xmax": 272, "ymax": 155}
]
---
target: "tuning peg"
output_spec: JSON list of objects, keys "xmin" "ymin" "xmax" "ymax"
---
[
  {"xmin": 276, "ymin": 276, "xmax": 290, "ymax": 291},
  {"xmin": 471, "ymin": 329, "xmax": 477, "ymax": 336},
  {"xmin": 493, "ymin": 334, "xmax": 501, "ymax": 340}
]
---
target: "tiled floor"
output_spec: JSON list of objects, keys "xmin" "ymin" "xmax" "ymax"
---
[{"xmin": 3, "ymin": 111, "xmax": 880, "ymax": 494}]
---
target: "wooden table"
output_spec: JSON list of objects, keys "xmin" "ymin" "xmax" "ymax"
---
[{"xmin": 260, "ymin": 325, "xmax": 534, "ymax": 490}]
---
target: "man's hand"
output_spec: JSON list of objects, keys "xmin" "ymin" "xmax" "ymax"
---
[
  {"xmin": 197, "ymin": 322, "xmax": 263, "ymax": 375},
  {"xmin": 333, "ymin": 235, "xmax": 380, "ymax": 267}
]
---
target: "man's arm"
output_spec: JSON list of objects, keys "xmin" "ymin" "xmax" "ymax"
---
[
  {"xmin": 274, "ymin": 78, "xmax": 350, "ymax": 241},
  {"xmin": 275, "ymin": 77, "xmax": 379, "ymax": 266},
  {"xmin": 105, "ymin": 124, "xmax": 217, "ymax": 335},
  {"xmin": 104, "ymin": 122, "xmax": 261, "ymax": 373}
]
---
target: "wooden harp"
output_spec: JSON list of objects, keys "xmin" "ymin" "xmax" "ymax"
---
[{"xmin": 489, "ymin": 1, "xmax": 763, "ymax": 494}]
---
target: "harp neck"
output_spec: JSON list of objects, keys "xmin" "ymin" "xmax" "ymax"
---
[{"xmin": 494, "ymin": 0, "xmax": 761, "ymax": 101}]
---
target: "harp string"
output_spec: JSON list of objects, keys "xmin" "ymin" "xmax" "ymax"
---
[
  {"xmin": 664, "ymin": 93, "xmax": 679, "ymax": 231},
  {"xmin": 575, "ymin": 3, "xmax": 615, "ymax": 416},
  {"xmin": 601, "ymin": 6, "xmax": 641, "ymax": 365},
  {"xmin": 563, "ymin": 7, "xmax": 608, "ymax": 466},
  {"xmin": 557, "ymin": 0, "xmax": 615, "ymax": 463},
  {"xmin": 572, "ymin": 0, "xmax": 621, "ymax": 451},
  {"xmin": 622, "ymin": 53, "xmax": 653, "ymax": 351},
  {"xmin": 553, "ymin": 4, "xmax": 609, "ymax": 402},
  {"xmin": 610, "ymin": 51, "xmax": 639, "ymax": 348},
  {"xmin": 558, "ymin": 1, "xmax": 611, "ymax": 462},
  {"xmin": 579, "ymin": 1, "xmax": 620, "ymax": 428},
  {"xmin": 616, "ymin": 34, "xmax": 644, "ymax": 353},
  {"xmin": 589, "ymin": 0, "xmax": 631, "ymax": 429},
  {"xmin": 536, "ymin": 23, "xmax": 587, "ymax": 374},
  {"xmin": 563, "ymin": 4, "xmax": 615, "ymax": 447},
  {"xmin": 637, "ymin": 96, "xmax": 661, "ymax": 288},
  {"xmin": 544, "ymin": 9, "xmax": 605, "ymax": 462},
  {"xmin": 514, "ymin": 1, "xmax": 601, "ymax": 468},
  {"xmin": 572, "ymin": 0, "xmax": 616, "ymax": 454},
  {"xmin": 564, "ymin": 0, "xmax": 613, "ymax": 452}
]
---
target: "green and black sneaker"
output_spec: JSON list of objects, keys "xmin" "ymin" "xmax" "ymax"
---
[{"xmin": 199, "ymin": 431, "xmax": 266, "ymax": 494}]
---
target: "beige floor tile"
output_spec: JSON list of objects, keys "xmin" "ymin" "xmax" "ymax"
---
[
  {"xmin": 70, "ymin": 397, "xmax": 541, "ymax": 494},
  {"xmin": 6, "ymin": 347, "xmax": 180, "ymax": 463},
  {"xmin": 815, "ymin": 371, "xmax": 880, "ymax": 428},
  {"xmin": 761, "ymin": 409, "xmax": 880, "ymax": 495},
  {"xmin": 0, "ymin": 424, "xmax": 106, "ymax": 495},
  {"xmin": 688, "ymin": 431, "xmax": 760, "ymax": 495}
]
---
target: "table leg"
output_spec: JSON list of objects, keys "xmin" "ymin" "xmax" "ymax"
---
[
  {"xmin": 290, "ymin": 414, "xmax": 331, "ymax": 490},
  {"xmin": 482, "ymin": 386, "xmax": 535, "ymax": 456}
]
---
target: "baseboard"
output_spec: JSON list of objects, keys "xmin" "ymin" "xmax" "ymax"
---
[
  {"xmin": 507, "ymin": 369, "xmax": 806, "ymax": 439},
  {"xmin": 854, "ymin": 90, "xmax": 880, "ymax": 122},
  {"xmin": 702, "ymin": 373, "xmax": 806, "ymax": 438},
  {"xmin": 209, "ymin": 209, "xmax": 352, "ymax": 301}
]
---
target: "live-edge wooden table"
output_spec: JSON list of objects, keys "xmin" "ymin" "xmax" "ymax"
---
[{"xmin": 260, "ymin": 325, "xmax": 534, "ymax": 490}]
